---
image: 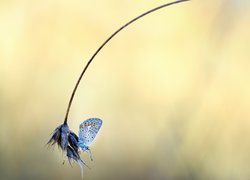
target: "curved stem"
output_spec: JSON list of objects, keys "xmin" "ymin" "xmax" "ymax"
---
[{"xmin": 64, "ymin": 0, "xmax": 190, "ymax": 124}]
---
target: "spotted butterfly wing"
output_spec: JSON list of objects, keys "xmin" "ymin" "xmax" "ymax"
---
[{"xmin": 78, "ymin": 118, "xmax": 102, "ymax": 147}]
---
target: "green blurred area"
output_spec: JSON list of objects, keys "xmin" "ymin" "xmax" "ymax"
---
[{"xmin": 1, "ymin": 0, "xmax": 250, "ymax": 179}]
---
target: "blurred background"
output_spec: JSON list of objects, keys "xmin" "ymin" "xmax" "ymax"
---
[{"xmin": 1, "ymin": 0, "xmax": 250, "ymax": 179}]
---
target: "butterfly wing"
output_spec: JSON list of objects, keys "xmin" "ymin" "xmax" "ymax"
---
[{"xmin": 78, "ymin": 118, "xmax": 102, "ymax": 146}]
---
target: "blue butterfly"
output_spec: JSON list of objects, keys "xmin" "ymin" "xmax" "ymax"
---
[{"xmin": 78, "ymin": 118, "xmax": 103, "ymax": 161}]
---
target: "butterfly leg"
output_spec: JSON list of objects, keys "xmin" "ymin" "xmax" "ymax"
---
[{"xmin": 87, "ymin": 148, "xmax": 93, "ymax": 161}]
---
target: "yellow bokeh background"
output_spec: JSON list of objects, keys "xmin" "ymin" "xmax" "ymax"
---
[{"xmin": 1, "ymin": 0, "xmax": 250, "ymax": 179}]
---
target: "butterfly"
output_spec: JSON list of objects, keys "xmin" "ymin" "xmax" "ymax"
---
[{"xmin": 78, "ymin": 118, "xmax": 103, "ymax": 161}]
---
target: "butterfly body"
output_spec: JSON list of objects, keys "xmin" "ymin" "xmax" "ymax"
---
[
  {"xmin": 77, "ymin": 142, "xmax": 89, "ymax": 151},
  {"xmin": 78, "ymin": 118, "xmax": 102, "ymax": 160}
]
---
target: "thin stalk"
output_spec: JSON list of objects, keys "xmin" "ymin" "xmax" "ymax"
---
[{"xmin": 64, "ymin": 0, "xmax": 190, "ymax": 124}]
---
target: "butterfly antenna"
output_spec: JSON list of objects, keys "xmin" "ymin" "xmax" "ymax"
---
[{"xmin": 63, "ymin": 0, "xmax": 190, "ymax": 124}]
